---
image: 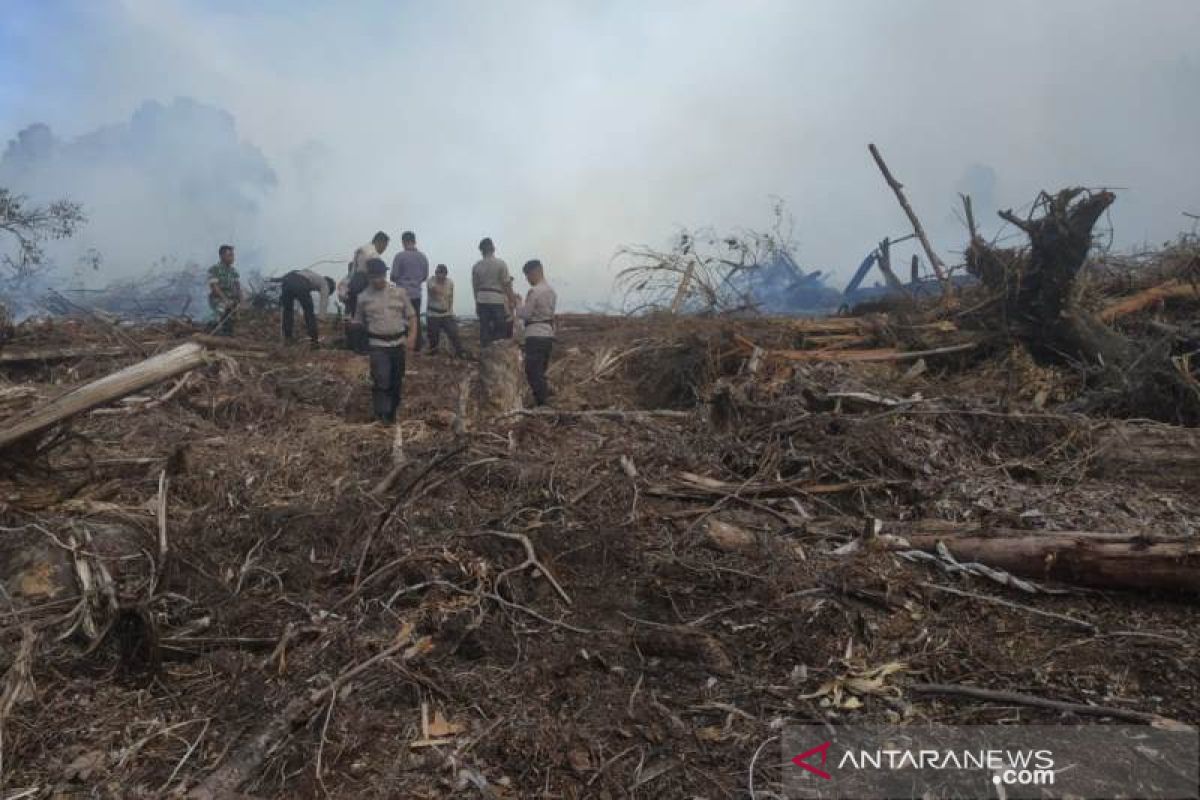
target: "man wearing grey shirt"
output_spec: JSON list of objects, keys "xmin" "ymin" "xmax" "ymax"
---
[
  {"xmin": 390, "ymin": 231, "xmax": 430, "ymax": 349},
  {"xmin": 471, "ymin": 237, "xmax": 516, "ymax": 347},
  {"xmin": 516, "ymin": 259, "xmax": 557, "ymax": 406}
]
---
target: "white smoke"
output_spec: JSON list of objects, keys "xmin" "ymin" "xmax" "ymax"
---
[{"xmin": 2, "ymin": 0, "xmax": 1198, "ymax": 310}]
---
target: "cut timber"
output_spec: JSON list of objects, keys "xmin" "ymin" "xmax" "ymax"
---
[
  {"xmin": 1099, "ymin": 279, "xmax": 1200, "ymax": 323},
  {"xmin": 0, "ymin": 343, "xmax": 209, "ymax": 451},
  {"xmin": 0, "ymin": 346, "xmax": 131, "ymax": 365},
  {"xmin": 896, "ymin": 525, "xmax": 1200, "ymax": 594},
  {"xmin": 1089, "ymin": 422, "xmax": 1200, "ymax": 490},
  {"xmin": 476, "ymin": 338, "xmax": 523, "ymax": 417}
]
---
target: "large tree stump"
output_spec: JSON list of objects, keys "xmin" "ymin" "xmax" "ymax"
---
[
  {"xmin": 1, "ymin": 520, "xmax": 146, "ymax": 614},
  {"xmin": 475, "ymin": 339, "xmax": 523, "ymax": 418},
  {"xmin": 966, "ymin": 189, "xmax": 1200, "ymax": 424}
]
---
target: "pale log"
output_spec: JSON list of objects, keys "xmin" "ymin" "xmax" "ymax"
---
[
  {"xmin": 1099, "ymin": 279, "xmax": 1200, "ymax": 323},
  {"xmin": 0, "ymin": 342, "xmax": 209, "ymax": 451}
]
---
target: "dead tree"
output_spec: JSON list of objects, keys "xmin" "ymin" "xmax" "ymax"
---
[
  {"xmin": 869, "ymin": 144, "xmax": 950, "ymax": 295},
  {"xmin": 965, "ymin": 189, "xmax": 1200, "ymax": 424}
]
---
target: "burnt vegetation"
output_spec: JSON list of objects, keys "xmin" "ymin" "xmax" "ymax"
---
[{"xmin": 1, "ymin": 175, "xmax": 1199, "ymax": 797}]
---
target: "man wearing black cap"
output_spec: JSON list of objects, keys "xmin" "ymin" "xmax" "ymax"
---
[
  {"xmin": 351, "ymin": 258, "xmax": 417, "ymax": 423},
  {"xmin": 279, "ymin": 268, "xmax": 335, "ymax": 345},
  {"xmin": 470, "ymin": 237, "xmax": 516, "ymax": 347}
]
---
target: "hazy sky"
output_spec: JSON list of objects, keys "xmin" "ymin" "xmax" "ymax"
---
[{"xmin": 2, "ymin": 0, "xmax": 1198, "ymax": 308}]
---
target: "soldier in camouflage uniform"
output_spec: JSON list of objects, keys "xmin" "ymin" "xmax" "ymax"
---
[{"xmin": 208, "ymin": 244, "xmax": 242, "ymax": 336}]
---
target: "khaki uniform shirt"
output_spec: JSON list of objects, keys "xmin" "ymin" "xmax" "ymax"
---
[
  {"xmin": 427, "ymin": 277, "xmax": 455, "ymax": 317},
  {"xmin": 471, "ymin": 256, "xmax": 512, "ymax": 305},
  {"xmin": 353, "ymin": 283, "xmax": 414, "ymax": 347},
  {"xmin": 517, "ymin": 281, "xmax": 557, "ymax": 339}
]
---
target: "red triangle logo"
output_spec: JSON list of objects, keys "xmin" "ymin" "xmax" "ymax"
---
[{"xmin": 792, "ymin": 741, "xmax": 833, "ymax": 780}]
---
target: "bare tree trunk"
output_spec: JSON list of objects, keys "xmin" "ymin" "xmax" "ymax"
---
[
  {"xmin": 869, "ymin": 143, "xmax": 950, "ymax": 293},
  {"xmin": 476, "ymin": 339, "xmax": 523, "ymax": 418}
]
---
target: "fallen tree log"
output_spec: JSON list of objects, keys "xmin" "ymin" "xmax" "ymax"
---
[
  {"xmin": 894, "ymin": 525, "xmax": 1200, "ymax": 594},
  {"xmin": 1089, "ymin": 422, "xmax": 1200, "ymax": 489},
  {"xmin": 910, "ymin": 683, "xmax": 1187, "ymax": 727},
  {"xmin": 0, "ymin": 345, "xmax": 132, "ymax": 365},
  {"xmin": 0, "ymin": 342, "xmax": 210, "ymax": 452},
  {"xmin": 1099, "ymin": 279, "xmax": 1200, "ymax": 323},
  {"xmin": 734, "ymin": 338, "xmax": 975, "ymax": 364}
]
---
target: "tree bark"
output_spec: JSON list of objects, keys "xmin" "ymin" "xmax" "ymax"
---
[
  {"xmin": 896, "ymin": 525, "xmax": 1200, "ymax": 594},
  {"xmin": 1099, "ymin": 279, "xmax": 1200, "ymax": 323},
  {"xmin": 476, "ymin": 338, "xmax": 523, "ymax": 417},
  {"xmin": 1089, "ymin": 422, "xmax": 1200, "ymax": 489}
]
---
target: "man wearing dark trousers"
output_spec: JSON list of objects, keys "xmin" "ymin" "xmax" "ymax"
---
[
  {"xmin": 279, "ymin": 269, "xmax": 335, "ymax": 345},
  {"xmin": 471, "ymin": 237, "xmax": 516, "ymax": 347},
  {"xmin": 351, "ymin": 259, "xmax": 417, "ymax": 423},
  {"xmin": 516, "ymin": 259, "xmax": 557, "ymax": 406},
  {"xmin": 426, "ymin": 264, "xmax": 468, "ymax": 358},
  {"xmin": 390, "ymin": 231, "xmax": 430, "ymax": 350}
]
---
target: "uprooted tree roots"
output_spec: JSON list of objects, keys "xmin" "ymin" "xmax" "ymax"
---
[{"xmin": 965, "ymin": 188, "xmax": 1200, "ymax": 424}]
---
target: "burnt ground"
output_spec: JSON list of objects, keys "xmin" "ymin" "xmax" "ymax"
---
[{"xmin": 0, "ymin": 310, "xmax": 1198, "ymax": 798}]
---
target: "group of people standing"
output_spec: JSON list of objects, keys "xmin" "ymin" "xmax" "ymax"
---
[
  {"xmin": 342, "ymin": 230, "xmax": 557, "ymax": 422},
  {"xmin": 207, "ymin": 231, "xmax": 558, "ymax": 427}
]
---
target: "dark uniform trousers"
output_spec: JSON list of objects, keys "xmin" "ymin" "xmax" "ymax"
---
[
  {"xmin": 476, "ymin": 302, "xmax": 509, "ymax": 347},
  {"xmin": 427, "ymin": 314, "xmax": 466, "ymax": 356},
  {"xmin": 368, "ymin": 345, "xmax": 406, "ymax": 422},
  {"xmin": 524, "ymin": 336, "xmax": 554, "ymax": 406},
  {"xmin": 280, "ymin": 272, "xmax": 319, "ymax": 342},
  {"xmin": 345, "ymin": 273, "xmax": 371, "ymax": 353}
]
